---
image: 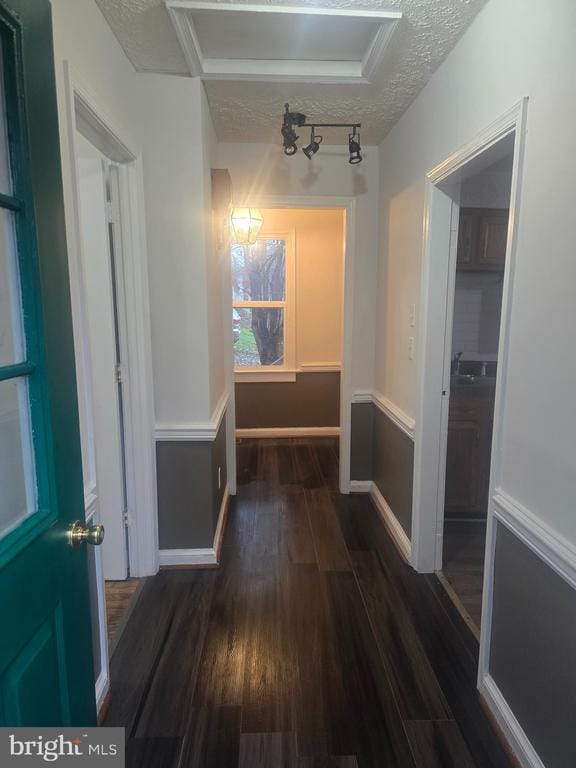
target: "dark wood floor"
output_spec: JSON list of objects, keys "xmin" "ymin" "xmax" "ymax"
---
[
  {"xmin": 104, "ymin": 438, "xmax": 512, "ymax": 768},
  {"xmin": 105, "ymin": 578, "xmax": 144, "ymax": 654},
  {"xmin": 442, "ymin": 521, "xmax": 487, "ymax": 633}
]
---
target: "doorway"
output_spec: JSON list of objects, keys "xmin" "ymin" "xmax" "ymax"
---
[
  {"xmin": 60, "ymin": 70, "xmax": 158, "ymax": 713},
  {"xmin": 439, "ymin": 138, "xmax": 514, "ymax": 636},
  {"xmin": 227, "ymin": 197, "xmax": 356, "ymax": 494},
  {"xmin": 231, "ymin": 206, "xmax": 346, "ymax": 482},
  {"xmin": 412, "ymin": 101, "xmax": 528, "ymax": 674}
]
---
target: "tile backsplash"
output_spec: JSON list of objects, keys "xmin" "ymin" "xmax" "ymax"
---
[{"xmin": 451, "ymin": 271, "xmax": 503, "ymax": 360}]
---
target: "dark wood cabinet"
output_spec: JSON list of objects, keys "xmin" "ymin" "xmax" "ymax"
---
[
  {"xmin": 445, "ymin": 392, "xmax": 494, "ymax": 518},
  {"xmin": 457, "ymin": 207, "xmax": 508, "ymax": 270}
]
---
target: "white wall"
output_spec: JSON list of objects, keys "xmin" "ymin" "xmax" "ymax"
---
[
  {"xmin": 452, "ymin": 272, "xmax": 503, "ymax": 360},
  {"xmin": 51, "ymin": 0, "xmax": 224, "ymax": 426},
  {"xmin": 217, "ymin": 143, "xmax": 380, "ymax": 391},
  {"xmin": 376, "ymin": 0, "xmax": 576, "ymax": 546}
]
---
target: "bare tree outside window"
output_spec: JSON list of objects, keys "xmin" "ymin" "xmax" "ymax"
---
[{"xmin": 232, "ymin": 239, "xmax": 286, "ymax": 367}]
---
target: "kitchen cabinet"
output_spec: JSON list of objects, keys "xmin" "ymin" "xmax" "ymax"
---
[
  {"xmin": 457, "ymin": 207, "xmax": 508, "ymax": 270},
  {"xmin": 445, "ymin": 391, "xmax": 494, "ymax": 518}
]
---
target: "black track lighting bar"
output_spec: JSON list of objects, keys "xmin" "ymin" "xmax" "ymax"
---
[
  {"xmin": 301, "ymin": 122, "xmax": 362, "ymax": 129},
  {"xmin": 281, "ymin": 103, "xmax": 362, "ymax": 164}
]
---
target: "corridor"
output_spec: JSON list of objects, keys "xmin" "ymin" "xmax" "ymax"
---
[{"xmin": 104, "ymin": 439, "xmax": 512, "ymax": 767}]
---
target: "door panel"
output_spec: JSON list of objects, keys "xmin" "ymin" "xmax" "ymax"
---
[
  {"xmin": 75, "ymin": 134, "xmax": 127, "ymax": 581},
  {"xmin": 0, "ymin": 0, "xmax": 96, "ymax": 725}
]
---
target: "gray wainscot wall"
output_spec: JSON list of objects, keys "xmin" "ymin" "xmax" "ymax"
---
[
  {"xmin": 350, "ymin": 399, "xmax": 414, "ymax": 537},
  {"xmin": 156, "ymin": 410, "xmax": 228, "ymax": 550},
  {"xmin": 236, "ymin": 372, "xmax": 340, "ymax": 429},
  {"xmin": 489, "ymin": 522, "xmax": 576, "ymax": 768}
]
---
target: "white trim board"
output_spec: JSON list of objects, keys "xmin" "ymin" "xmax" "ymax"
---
[
  {"xmin": 479, "ymin": 675, "xmax": 545, "ymax": 768},
  {"xmin": 352, "ymin": 390, "xmax": 415, "ymax": 440},
  {"xmin": 95, "ymin": 671, "xmax": 110, "ymax": 716},
  {"xmin": 299, "ymin": 362, "xmax": 342, "ymax": 373},
  {"xmin": 167, "ymin": 1, "xmax": 401, "ymax": 84},
  {"xmin": 368, "ymin": 482, "xmax": 412, "ymax": 563},
  {"xmin": 236, "ymin": 427, "xmax": 340, "ymax": 439},
  {"xmin": 349, "ymin": 480, "xmax": 372, "ymax": 493},
  {"xmin": 159, "ymin": 486, "xmax": 230, "ymax": 567},
  {"xmin": 156, "ymin": 390, "xmax": 230, "ymax": 442}
]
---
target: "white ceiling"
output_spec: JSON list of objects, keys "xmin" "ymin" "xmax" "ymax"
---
[{"xmin": 95, "ymin": 0, "xmax": 489, "ymax": 144}]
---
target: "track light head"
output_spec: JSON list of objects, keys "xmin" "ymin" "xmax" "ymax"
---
[
  {"xmin": 281, "ymin": 102, "xmax": 307, "ymax": 155},
  {"xmin": 348, "ymin": 129, "xmax": 362, "ymax": 164},
  {"xmin": 303, "ymin": 128, "xmax": 322, "ymax": 159}
]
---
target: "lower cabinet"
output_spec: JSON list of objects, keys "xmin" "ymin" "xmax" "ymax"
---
[{"xmin": 445, "ymin": 392, "xmax": 494, "ymax": 518}]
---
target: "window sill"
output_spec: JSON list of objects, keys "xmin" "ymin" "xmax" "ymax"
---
[{"xmin": 235, "ymin": 370, "xmax": 297, "ymax": 383}]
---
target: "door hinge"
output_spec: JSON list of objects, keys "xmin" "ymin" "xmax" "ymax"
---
[
  {"xmin": 114, "ymin": 363, "xmax": 123, "ymax": 383},
  {"xmin": 123, "ymin": 509, "xmax": 130, "ymax": 527}
]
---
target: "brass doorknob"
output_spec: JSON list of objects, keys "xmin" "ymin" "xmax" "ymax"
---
[{"xmin": 69, "ymin": 521, "xmax": 105, "ymax": 548}]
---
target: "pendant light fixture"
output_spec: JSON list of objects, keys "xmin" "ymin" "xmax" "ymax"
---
[{"xmin": 230, "ymin": 207, "xmax": 264, "ymax": 245}]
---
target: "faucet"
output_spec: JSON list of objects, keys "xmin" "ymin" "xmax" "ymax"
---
[{"xmin": 453, "ymin": 351, "xmax": 463, "ymax": 375}]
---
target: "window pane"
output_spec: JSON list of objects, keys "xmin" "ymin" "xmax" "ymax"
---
[
  {"xmin": 0, "ymin": 208, "xmax": 25, "ymax": 365},
  {"xmin": 0, "ymin": 41, "xmax": 12, "ymax": 194},
  {"xmin": 0, "ymin": 377, "xmax": 36, "ymax": 539},
  {"xmin": 232, "ymin": 239, "xmax": 286, "ymax": 301},
  {"xmin": 234, "ymin": 307, "xmax": 284, "ymax": 367}
]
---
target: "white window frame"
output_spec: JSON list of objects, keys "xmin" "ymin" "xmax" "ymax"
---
[{"xmin": 233, "ymin": 230, "xmax": 296, "ymax": 382}]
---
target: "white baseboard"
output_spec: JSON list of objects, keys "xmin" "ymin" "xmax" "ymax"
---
[
  {"xmin": 349, "ymin": 480, "xmax": 372, "ymax": 493},
  {"xmin": 159, "ymin": 486, "xmax": 229, "ymax": 567},
  {"xmin": 480, "ymin": 674, "xmax": 544, "ymax": 768},
  {"xmin": 236, "ymin": 426, "xmax": 340, "ymax": 439},
  {"xmin": 369, "ymin": 482, "xmax": 412, "ymax": 562},
  {"xmin": 95, "ymin": 670, "xmax": 109, "ymax": 715}
]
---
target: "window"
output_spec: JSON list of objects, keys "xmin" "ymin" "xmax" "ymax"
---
[
  {"xmin": 0, "ymin": 13, "xmax": 52, "ymax": 560},
  {"xmin": 232, "ymin": 234, "xmax": 294, "ymax": 379}
]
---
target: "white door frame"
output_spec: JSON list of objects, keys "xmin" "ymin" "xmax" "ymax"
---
[
  {"xmin": 60, "ymin": 61, "xmax": 159, "ymax": 580},
  {"xmin": 411, "ymin": 99, "xmax": 528, "ymax": 680},
  {"xmin": 230, "ymin": 194, "xmax": 356, "ymax": 494}
]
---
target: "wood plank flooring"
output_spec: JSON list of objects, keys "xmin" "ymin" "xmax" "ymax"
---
[
  {"xmin": 105, "ymin": 438, "xmax": 512, "ymax": 768},
  {"xmin": 105, "ymin": 578, "xmax": 144, "ymax": 653},
  {"xmin": 442, "ymin": 521, "xmax": 487, "ymax": 631}
]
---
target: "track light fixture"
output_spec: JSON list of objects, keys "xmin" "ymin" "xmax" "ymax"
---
[
  {"xmin": 303, "ymin": 128, "xmax": 323, "ymax": 159},
  {"xmin": 348, "ymin": 127, "xmax": 362, "ymax": 165},
  {"xmin": 280, "ymin": 103, "xmax": 362, "ymax": 164}
]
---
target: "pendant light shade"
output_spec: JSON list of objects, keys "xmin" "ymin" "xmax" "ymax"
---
[{"xmin": 230, "ymin": 207, "xmax": 264, "ymax": 245}]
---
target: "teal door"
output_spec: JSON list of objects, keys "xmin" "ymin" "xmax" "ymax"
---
[{"xmin": 0, "ymin": 1, "xmax": 97, "ymax": 725}]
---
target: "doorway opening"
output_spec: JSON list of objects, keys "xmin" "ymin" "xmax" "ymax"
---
[
  {"xmin": 412, "ymin": 100, "xmax": 528, "ymax": 675},
  {"xmin": 229, "ymin": 205, "xmax": 349, "ymax": 488},
  {"xmin": 62, "ymin": 70, "xmax": 158, "ymax": 714},
  {"xmin": 438, "ymin": 137, "xmax": 515, "ymax": 637}
]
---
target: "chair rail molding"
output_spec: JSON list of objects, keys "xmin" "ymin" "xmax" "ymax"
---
[
  {"xmin": 298, "ymin": 362, "xmax": 342, "ymax": 373},
  {"xmin": 155, "ymin": 390, "xmax": 230, "ymax": 442},
  {"xmin": 236, "ymin": 426, "xmax": 340, "ymax": 439},
  {"xmin": 352, "ymin": 389, "xmax": 416, "ymax": 440}
]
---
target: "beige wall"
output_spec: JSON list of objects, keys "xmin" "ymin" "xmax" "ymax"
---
[{"xmin": 259, "ymin": 208, "xmax": 344, "ymax": 368}]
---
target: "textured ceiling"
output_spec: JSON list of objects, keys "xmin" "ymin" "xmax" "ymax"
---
[{"xmin": 95, "ymin": 0, "xmax": 488, "ymax": 144}]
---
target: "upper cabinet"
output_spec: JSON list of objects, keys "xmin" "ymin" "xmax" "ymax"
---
[{"xmin": 457, "ymin": 207, "xmax": 509, "ymax": 271}]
